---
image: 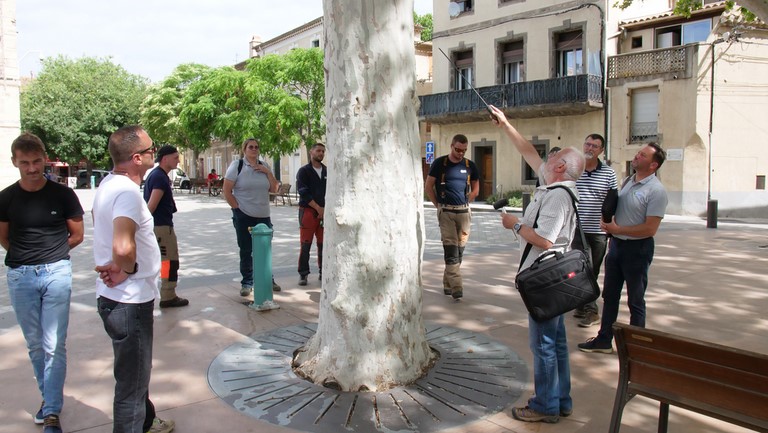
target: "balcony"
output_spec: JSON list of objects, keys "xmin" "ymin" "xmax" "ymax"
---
[
  {"xmin": 418, "ymin": 74, "xmax": 603, "ymax": 123},
  {"xmin": 607, "ymin": 45, "xmax": 696, "ymax": 86}
]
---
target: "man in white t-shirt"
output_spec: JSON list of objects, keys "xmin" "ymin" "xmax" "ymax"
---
[{"xmin": 93, "ymin": 125, "xmax": 174, "ymax": 433}]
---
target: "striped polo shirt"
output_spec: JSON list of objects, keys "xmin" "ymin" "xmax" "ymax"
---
[{"xmin": 575, "ymin": 160, "xmax": 618, "ymax": 234}]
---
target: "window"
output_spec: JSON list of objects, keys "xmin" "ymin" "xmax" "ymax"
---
[
  {"xmin": 656, "ymin": 19, "xmax": 711, "ymax": 48},
  {"xmin": 522, "ymin": 140, "xmax": 548, "ymax": 184},
  {"xmin": 311, "ymin": 39, "xmax": 320, "ymax": 48},
  {"xmin": 555, "ymin": 30, "xmax": 583, "ymax": 77},
  {"xmin": 757, "ymin": 175, "xmax": 766, "ymax": 190},
  {"xmin": 215, "ymin": 155, "xmax": 222, "ymax": 175},
  {"xmin": 454, "ymin": 50, "xmax": 473, "ymax": 90},
  {"xmin": 502, "ymin": 40, "xmax": 525, "ymax": 84},
  {"xmin": 630, "ymin": 87, "xmax": 659, "ymax": 143},
  {"xmin": 449, "ymin": 0, "xmax": 473, "ymax": 17},
  {"xmin": 631, "ymin": 36, "xmax": 643, "ymax": 49}
]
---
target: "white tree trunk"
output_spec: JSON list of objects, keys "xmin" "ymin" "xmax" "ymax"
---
[{"xmin": 293, "ymin": 0, "xmax": 433, "ymax": 392}]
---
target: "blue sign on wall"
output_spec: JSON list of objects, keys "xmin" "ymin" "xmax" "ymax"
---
[{"xmin": 425, "ymin": 141, "xmax": 435, "ymax": 165}]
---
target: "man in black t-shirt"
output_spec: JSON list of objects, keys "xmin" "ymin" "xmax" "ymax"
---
[
  {"xmin": 425, "ymin": 134, "xmax": 480, "ymax": 299},
  {"xmin": 0, "ymin": 133, "xmax": 84, "ymax": 432},
  {"xmin": 143, "ymin": 145, "xmax": 189, "ymax": 308}
]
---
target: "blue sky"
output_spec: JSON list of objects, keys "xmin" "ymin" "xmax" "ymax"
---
[{"xmin": 16, "ymin": 0, "xmax": 433, "ymax": 83}]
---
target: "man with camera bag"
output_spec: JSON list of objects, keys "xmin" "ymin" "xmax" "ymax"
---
[{"xmin": 490, "ymin": 105, "xmax": 585, "ymax": 423}]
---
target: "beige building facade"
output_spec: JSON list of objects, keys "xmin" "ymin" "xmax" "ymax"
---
[
  {"xmin": 0, "ymin": 0, "xmax": 21, "ymax": 188},
  {"xmin": 424, "ymin": 0, "xmax": 768, "ymax": 216},
  {"xmin": 422, "ymin": 0, "xmax": 607, "ymax": 201},
  {"xmin": 608, "ymin": 1, "xmax": 768, "ymax": 217}
]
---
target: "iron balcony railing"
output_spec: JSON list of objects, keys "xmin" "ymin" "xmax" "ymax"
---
[
  {"xmin": 419, "ymin": 74, "xmax": 603, "ymax": 118},
  {"xmin": 608, "ymin": 46, "xmax": 689, "ymax": 80}
]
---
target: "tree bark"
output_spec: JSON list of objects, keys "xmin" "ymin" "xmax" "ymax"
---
[{"xmin": 293, "ymin": 0, "xmax": 433, "ymax": 392}]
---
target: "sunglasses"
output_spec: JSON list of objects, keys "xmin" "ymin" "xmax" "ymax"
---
[
  {"xmin": 452, "ymin": 146, "xmax": 467, "ymax": 154},
  {"xmin": 135, "ymin": 142, "xmax": 156, "ymax": 156}
]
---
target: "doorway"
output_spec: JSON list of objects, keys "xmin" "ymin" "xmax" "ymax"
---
[{"xmin": 475, "ymin": 145, "xmax": 494, "ymax": 201}]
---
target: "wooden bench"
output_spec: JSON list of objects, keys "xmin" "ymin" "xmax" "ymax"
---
[
  {"xmin": 269, "ymin": 183, "xmax": 292, "ymax": 206},
  {"xmin": 610, "ymin": 323, "xmax": 768, "ymax": 433}
]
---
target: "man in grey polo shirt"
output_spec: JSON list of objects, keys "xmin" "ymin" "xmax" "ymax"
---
[{"xmin": 578, "ymin": 142, "xmax": 668, "ymax": 354}]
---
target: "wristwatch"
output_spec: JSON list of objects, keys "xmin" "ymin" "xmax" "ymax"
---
[
  {"xmin": 513, "ymin": 222, "xmax": 522, "ymax": 233},
  {"xmin": 124, "ymin": 263, "xmax": 138, "ymax": 275}
]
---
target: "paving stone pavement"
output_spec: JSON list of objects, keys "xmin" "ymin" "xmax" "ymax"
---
[{"xmin": 1, "ymin": 188, "xmax": 766, "ymax": 433}]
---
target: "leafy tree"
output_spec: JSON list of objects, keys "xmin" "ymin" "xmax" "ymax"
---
[
  {"xmin": 179, "ymin": 48, "xmax": 325, "ymax": 159},
  {"xmin": 245, "ymin": 48, "xmax": 325, "ymax": 154},
  {"xmin": 140, "ymin": 63, "xmax": 211, "ymax": 151},
  {"xmin": 20, "ymin": 56, "xmax": 148, "ymax": 170},
  {"xmin": 414, "ymin": 12, "xmax": 433, "ymax": 41},
  {"xmin": 614, "ymin": 0, "xmax": 760, "ymax": 22}
]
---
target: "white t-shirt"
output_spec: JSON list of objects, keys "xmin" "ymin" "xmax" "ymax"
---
[{"xmin": 93, "ymin": 174, "xmax": 161, "ymax": 303}]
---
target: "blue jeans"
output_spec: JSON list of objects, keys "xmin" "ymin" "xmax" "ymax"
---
[
  {"xmin": 527, "ymin": 314, "xmax": 572, "ymax": 415},
  {"xmin": 7, "ymin": 259, "xmax": 72, "ymax": 417},
  {"xmin": 231, "ymin": 208, "xmax": 272, "ymax": 287},
  {"xmin": 97, "ymin": 297, "xmax": 155, "ymax": 433},
  {"xmin": 571, "ymin": 232, "xmax": 608, "ymax": 314},
  {"xmin": 597, "ymin": 237, "xmax": 655, "ymax": 343}
]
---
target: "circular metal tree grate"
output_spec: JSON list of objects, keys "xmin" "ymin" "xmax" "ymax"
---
[{"xmin": 208, "ymin": 323, "xmax": 527, "ymax": 433}]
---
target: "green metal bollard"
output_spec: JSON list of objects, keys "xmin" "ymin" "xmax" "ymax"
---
[{"xmin": 250, "ymin": 223, "xmax": 279, "ymax": 311}]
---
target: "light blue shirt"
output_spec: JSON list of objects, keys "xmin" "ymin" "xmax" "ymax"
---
[
  {"xmin": 614, "ymin": 173, "xmax": 667, "ymax": 240},
  {"xmin": 224, "ymin": 158, "xmax": 272, "ymax": 218}
]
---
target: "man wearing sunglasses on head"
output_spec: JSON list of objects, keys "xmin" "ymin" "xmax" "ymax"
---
[{"xmin": 425, "ymin": 134, "xmax": 480, "ymax": 300}]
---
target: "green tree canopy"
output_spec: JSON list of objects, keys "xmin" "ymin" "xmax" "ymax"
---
[
  {"xmin": 140, "ymin": 63, "xmax": 211, "ymax": 151},
  {"xmin": 414, "ymin": 12, "xmax": 433, "ymax": 41},
  {"xmin": 20, "ymin": 56, "xmax": 148, "ymax": 169},
  {"xmin": 179, "ymin": 48, "xmax": 325, "ymax": 158}
]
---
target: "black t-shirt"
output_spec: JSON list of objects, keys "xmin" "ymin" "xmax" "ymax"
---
[
  {"xmin": 428, "ymin": 155, "xmax": 480, "ymax": 205},
  {"xmin": 0, "ymin": 180, "xmax": 84, "ymax": 267},
  {"xmin": 142, "ymin": 167, "xmax": 176, "ymax": 226}
]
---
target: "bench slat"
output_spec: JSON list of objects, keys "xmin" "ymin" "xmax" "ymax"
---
[{"xmin": 629, "ymin": 361, "xmax": 768, "ymax": 424}]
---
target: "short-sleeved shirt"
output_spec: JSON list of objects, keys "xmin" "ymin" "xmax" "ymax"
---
[
  {"xmin": 143, "ymin": 166, "xmax": 177, "ymax": 227},
  {"xmin": 224, "ymin": 158, "xmax": 272, "ymax": 218},
  {"xmin": 575, "ymin": 160, "xmax": 618, "ymax": 234},
  {"xmin": 93, "ymin": 174, "xmax": 161, "ymax": 303},
  {"xmin": 519, "ymin": 181, "xmax": 579, "ymax": 270},
  {"xmin": 428, "ymin": 155, "xmax": 480, "ymax": 205},
  {"xmin": 614, "ymin": 173, "xmax": 668, "ymax": 240},
  {"xmin": 0, "ymin": 180, "xmax": 84, "ymax": 267}
]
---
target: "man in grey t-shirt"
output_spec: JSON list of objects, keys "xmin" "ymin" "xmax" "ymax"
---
[{"xmin": 578, "ymin": 143, "xmax": 668, "ymax": 354}]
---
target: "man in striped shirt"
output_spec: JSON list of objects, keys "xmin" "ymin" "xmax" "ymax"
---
[{"xmin": 571, "ymin": 134, "xmax": 617, "ymax": 327}]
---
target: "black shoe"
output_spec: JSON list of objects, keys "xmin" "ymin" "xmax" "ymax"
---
[
  {"xmin": 578, "ymin": 337, "xmax": 613, "ymax": 353},
  {"xmin": 452, "ymin": 290, "xmax": 463, "ymax": 299},
  {"xmin": 159, "ymin": 297, "xmax": 189, "ymax": 308},
  {"xmin": 443, "ymin": 288, "xmax": 452, "ymax": 295},
  {"xmin": 43, "ymin": 415, "xmax": 62, "ymax": 433},
  {"xmin": 272, "ymin": 280, "xmax": 282, "ymax": 292},
  {"xmin": 298, "ymin": 275, "xmax": 308, "ymax": 286}
]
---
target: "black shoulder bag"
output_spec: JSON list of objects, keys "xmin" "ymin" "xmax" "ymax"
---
[{"xmin": 514, "ymin": 186, "xmax": 600, "ymax": 322}]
